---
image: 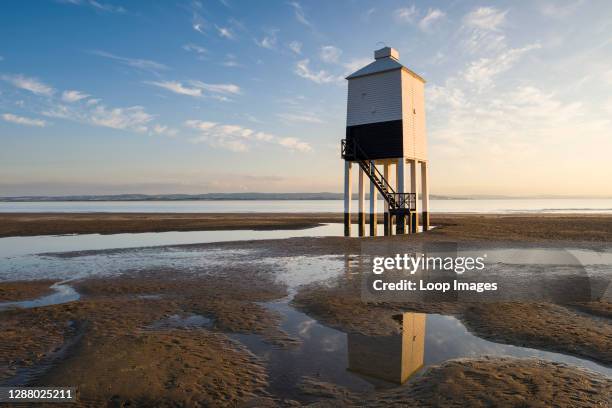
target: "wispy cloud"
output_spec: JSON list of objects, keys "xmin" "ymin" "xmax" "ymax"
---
[
  {"xmin": 61, "ymin": 90, "xmax": 89, "ymax": 103},
  {"xmin": 146, "ymin": 80, "xmax": 241, "ymax": 98},
  {"xmin": 419, "ymin": 8, "xmax": 445, "ymax": 31},
  {"xmin": 182, "ymin": 43, "xmax": 207, "ymax": 55},
  {"xmin": 185, "ymin": 119, "xmax": 311, "ymax": 152},
  {"xmin": 288, "ymin": 1, "xmax": 313, "ymax": 29},
  {"xmin": 58, "ymin": 0, "xmax": 126, "ymax": 13},
  {"xmin": 343, "ymin": 57, "xmax": 372, "ymax": 75},
  {"xmin": 394, "ymin": 5, "xmax": 417, "ymax": 23},
  {"xmin": 89, "ymin": 105, "xmax": 152, "ymax": 131},
  {"xmin": 2, "ymin": 113, "xmax": 47, "ymax": 127},
  {"xmin": 363, "ymin": 7, "xmax": 376, "ymax": 22},
  {"xmin": 540, "ymin": 0, "xmax": 585, "ymax": 18},
  {"xmin": 189, "ymin": 81, "xmax": 241, "ymax": 95},
  {"xmin": 294, "ymin": 59, "xmax": 341, "ymax": 84},
  {"xmin": 2, "ymin": 74, "xmax": 55, "ymax": 96},
  {"xmin": 193, "ymin": 22, "xmax": 205, "ymax": 34},
  {"xmin": 42, "ymin": 102, "xmax": 154, "ymax": 132},
  {"xmin": 464, "ymin": 7, "xmax": 507, "ymax": 31},
  {"xmin": 277, "ymin": 112, "xmax": 324, "ymax": 123},
  {"xmin": 255, "ymin": 30, "xmax": 278, "ymax": 49},
  {"xmin": 221, "ymin": 54, "xmax": 242, "ymax": 67},
  {"xmin": 151, "ymin": 124, "xmax": 178, "ymax": 137},
  {"xmin": 2, "ymin": 71, "xmax": 172, "ymax": 135},
  {"xmin": 461, "ymin": 7, "xmax": 508, "ymax": 53},
  {"xmin": 464, "ymin": 43, "xmax": 541, "ymax": 90},
  {"xmin": 91, "ymin": 50, "xmax": 168, "ymax": 73},
  {"xmin": 147, "ymin": 81, "xmax": 202, "ymax": 97},
  {"xmin": 319, "ymin": 45, "xmax": 342, "ymax": 64},
  {"xmin": 288, "ymin": 41, "xmax": 302, "ymax": 55},
  {"xmin": 216, "ymin": 25, "xmax": 235, "ymax": 39}
]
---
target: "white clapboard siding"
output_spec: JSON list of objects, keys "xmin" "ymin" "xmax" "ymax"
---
[
  {"xmin": 346, "ymin": 69, "xmax": 402, "ymax": 127},
  {"xmin": 413, "ymin": 77, "xmax": 427, "ymax": 160},
  {"xmin": 401, "ymin": 70, "xmax": 427, "ymax": 161}
]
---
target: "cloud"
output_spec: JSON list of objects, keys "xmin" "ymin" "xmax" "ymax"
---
[
  {"xmin": 540, "ymin": 0, "xmax": 585, "ymax": 18},
  {"xmin": 295, "ymin": 59, "xmax": 341, "ymax": 84},
  {"xmin": 58, "ymin": 0, "xmax": 126, "ymax": 13},
  {"xmin": 61, "ymin": 90, "xmax": 89, "ymax": 103},
  {"xmin": 147, "ymin": 81, "xmax": 203, "ymax": 97},
  {"xmin": 216, "ymin": 25, "xmax": 234, "ymax": 39},
  {"xmin": 42, "ymin": 100, "xmax": 157, "ymax": 133},
  {"xmin": 461, "ymin": 7, "xmax": 508, "ymax": 53},
  {"xmin": 189, "ymin": 1, "xmax": 208, "ymax": 34},
  {"xmin": 151, "ymin": 124, "xmax": 178, "ymax": 137},
  {"xmin": 3, "ymin": 72, "xmax": 169, "ymax": 135},
  {"xmin": 363, "ymin": 7, "xmax": 376, "ymax": 22},
  {"xmin": 394, "ymin": 5, "xmax": 417, "ymax": 23},
  {"xmin": 319, "ymin": 45, "xmax": 342, "ymax": 64},
  {"xmin": 255, "ymin": 30, "xmax": 278, "ymax": 49},
  {"xmin": 89, "ymin": 105, "xmax": 153, "ymax": 131},
  {"xmin": 185, "ymin": 119, "xmax": 312, "ymax": 152},
  {"xmin": 189, "ymin": 81, "xmax": 241, "ymax": 95},
  {"xmin": 343, "ymin": 57, "xmax": 372, "ymax": 75},
  {"xmin": 464, "ymin": 43, "xmax": 541, "ymax": 90},
  {"xmin": 277, "ymin": 112, "xmax": 324, "ymax": 123},
  {"xmin": 288, "ymin": 1, "xmax": 313, "ymax": 29},
  {"xmin": 147, "ymin": 80, "xmax": 241, "ymax": 98},
  {"xmin": 2, "ymin": 113, "xmax": 47, "ymax": 127},
  {"xmin": 1, "ymin": 74, "xmax": 54, "ymax": 96},
  {"xmin": 193, "ymin": 23, "xmax": 205, "ymax": 34},
  {"xmin": 288, "ymin": 41, "xmax": 302, "ymax": 54},
  {"xmin": 87, "ymin": 0, "xmax": 125, "ymax": 13},
  {"xmin": 604, "ymin": 69, "xmax": 612, "ymax": 86},
  {"xmin": 182, "ymin": 43, "xmax": 207, "ymax": 54},
  {"xmin": 463, "ymin": 7, "xmax": 507, "ymax": 31},
  {"xmin": 422, "ymin": 37, "xmax": 608, "ymax": 190},
  {"xmin": 91, "ymin": 50, "xmax": 168, "ymax": 73},
  {"xmin": 223, "ymin": 61, "xmax": 240, "ymax": 67},
  {"xmin": 419, "ymin": 8, "xmax": 445, "ymax": 31}
]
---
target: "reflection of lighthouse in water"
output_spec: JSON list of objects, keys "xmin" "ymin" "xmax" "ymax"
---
[{"xmin": 347, "ymin": 312, "xmax": 426, "ymax": 384}]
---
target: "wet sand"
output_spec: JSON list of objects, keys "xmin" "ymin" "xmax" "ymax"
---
[
  {"xmin": 300, "ymin": 358, "xmax": 611, "ymax": 407},
  {"xmin": 1, "ymin": 213, "xmax": 611, "ymax": 406},
  {"xmin": 2, "ymin": 212, "xmax": 612, "ymax": 243},
  {"xmin": 0, "ymin": 212, "xmax": 337, "ymax": 237},
  {"xmin": 1, "ymin": 268, "xmax": 292, "ymax": 406},
  {"xmin": 0, "ymin": 280, "xmax": 55, "ymax": 302}
]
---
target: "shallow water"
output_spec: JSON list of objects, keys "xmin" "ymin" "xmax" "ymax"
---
[
  {"xmin": 0, "ymin": 231, "xmax": 610, "ymax": 393},
  {"xmin": 0, "ymin": 283, "xmax": 79, "ymax": 311},
  {"xmin": 147, "ymin": 314, "xmax": 213, "ymax": 330},
  {"xmin": 3, "ymin": 198, "xmax": 612, "ymax": 213},
  {"xmin": 231, "ymin": 295, "xmax": 611, "ymax": 399},
  {"xmin": 0, "ymin": 224, "xmax": 348, "ymax": 258}
]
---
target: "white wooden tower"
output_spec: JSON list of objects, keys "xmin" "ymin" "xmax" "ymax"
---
[{"xmin": 341, "ymin": 47, "xmax": 429, "ymax": 236}]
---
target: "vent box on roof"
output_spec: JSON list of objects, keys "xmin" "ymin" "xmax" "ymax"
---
[{"xmin": 374, "ymin": 46, "xmax": 399, "ymax": 60}]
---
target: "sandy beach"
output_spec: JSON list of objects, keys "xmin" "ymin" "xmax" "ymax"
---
[
  {"xmin": 3, "ymin": 212, "xmax": 612, "ymax": 243},
  {"xmin": 0, "ymin": 213, "xmax": 610, "ymax": 406}
]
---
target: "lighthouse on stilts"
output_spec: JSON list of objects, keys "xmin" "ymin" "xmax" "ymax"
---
[{"xmin": 342, "ymin": 47, "xmax": 429, "ymax": 237}]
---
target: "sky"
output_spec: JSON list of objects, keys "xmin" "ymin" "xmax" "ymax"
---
[{"xmin": 1, "ymin": 0, "xmax": 612, "ymax": 197}]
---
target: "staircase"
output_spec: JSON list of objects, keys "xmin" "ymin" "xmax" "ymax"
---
[{"xmin": 341, "ymin": 139, "xmax": 415, "ymax": 214}]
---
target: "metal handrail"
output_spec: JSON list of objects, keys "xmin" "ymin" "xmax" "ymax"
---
[{"xmin": 341, "ymin": 138, "xmax": 416, "ymax": 211}]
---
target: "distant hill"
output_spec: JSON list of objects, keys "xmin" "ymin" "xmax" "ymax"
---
[{"xmin": 0, "ymin": 192, "xmax": 462, "ymax": 202}]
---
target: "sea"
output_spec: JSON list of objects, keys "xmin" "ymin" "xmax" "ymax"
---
[{"xmin": 1, "ymin": 198, "xmax": 612, "ymax": 213}]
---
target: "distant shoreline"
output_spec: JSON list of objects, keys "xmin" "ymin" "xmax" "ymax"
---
[{"xmin": 2, "ymin": 194, "xmax": 611, "ymax": 202}]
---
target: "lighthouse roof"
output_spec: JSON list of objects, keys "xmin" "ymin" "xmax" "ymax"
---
[{"xmin": 346, "ymin": 47, "xmax": 425, "ymax": 82}]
